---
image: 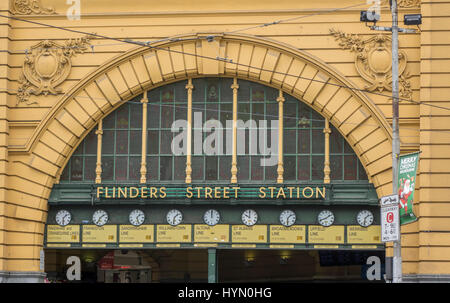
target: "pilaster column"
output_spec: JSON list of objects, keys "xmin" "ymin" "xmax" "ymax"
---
[
  {"xmin": 276, "ymin": 90, "xmax": 285, "ymax": 184},
  {"xmin": 95, "ymin": 119, "xmax": 103, "ymax": 184},
  {"xmin": 185, "ymin": 79, "xmax": 193, "ymax": 184},
  {"xmin": 140, "ymin": 91, "xmax": 148, "ymax": 183},
  {"xmin": 323, "ymin": 118, "xmax": 331, "ymax": 184},
  {"xmin": 230, "ymin": 78, "xmax": 239, "ymax": 184}
]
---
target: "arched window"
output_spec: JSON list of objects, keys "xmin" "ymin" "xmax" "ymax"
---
[{"xmin": 59, "ymin": 78, "xmax": 368, "ymax": 184}]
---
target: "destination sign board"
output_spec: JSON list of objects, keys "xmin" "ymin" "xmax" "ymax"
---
[
  {"xmin": 269, "ymin": 225, "xmax": 306, "ymax": 243},
  {"xmin": 231, "ymin": 225, "xmax": 267, "ymax": 243},
  {"xmin": 156, "ymin": 225, "xmax": 192, "ymax": 242},
  {"xmin": 82, "ymin": 225, "xmax": 117, "ymax": 243},
  {"xmin": 119, "ymin": 225, "xmax": 154, "ymax": 243},
  {"xmin": 46, "ymin": 225, "xmax": 80, "ymax": 243},
  {"xmin": 347, "ymin": 225, "xmax": 381, "ymax": 244},
  {"xmin": 308, "ymin": 225, "xmax": 344, "ymax": 244},
  {"xmin": 194, "ymin": 224, "xmax": 229, "ymax": 243}
]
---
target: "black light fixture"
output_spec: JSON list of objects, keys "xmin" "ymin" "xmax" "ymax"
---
[
  {"xmin": 360, "ymin": 10, "xmax": 380, "ymax": 24},
  {"xmin": 404, "ymin": 14, "xmax": 422, "ymax": 25}
]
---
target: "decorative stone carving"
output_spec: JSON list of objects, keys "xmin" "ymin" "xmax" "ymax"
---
[
  {"xmin": 330, "ymin": 29, "xmax": 412, "ymax": 100},
  {"xmin": 382, "ymin": 0, "xmax": 421, "ymax": 8},
  {"xmin": 17, "ymin": 36, "xmax": 92, "ymax": 105},
  {"xmin": 11, "ymin": 0, "xmax": 55, "ymax": 15}
]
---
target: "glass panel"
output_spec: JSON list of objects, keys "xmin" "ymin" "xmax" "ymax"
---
[
  {"xmin": 219, "ymin": 156, "xmax": 231, "ymax": 180},
  {"xmin": 205, "ymin": 156, "xmax": 218, "ymax": 180},
  {"xmin": 161, "ymin": 104, "xmax": 173, "ymax": 128},
  {"xmin": 265, "ymin": 103, "xmax": 277, "ymax": 123},
  {"xmin": 251, "ymin": 85, "xmax": 265, "ymax": 102},
  {"xmin": 129, "ymin": 130, "xmax": 142, "ymax": 155},
  {"xmin": 311, "ymin": 155, "xmax": 324, "ymax": 180},
  {"xmin": 129, "ymin": 156, "xmax": 141, "ymax": 181},
  {"xmin": 103, "ymin": 111, "xmax": 115, "ymax": 129},
  {"xmin": 251, "ymin": 156, "xmax": 263, "ymax": 181},
  {"xmin": 161, "ymin": 88, "xmax": 174, "ymax": 102},
  {"xmin": 344, "ymin": 155, "xmax": 357, "ymax": 180},
  {"xmin": 160, "ymin": 156, "xmax": 173, "ymax": 180},
  {"xmin": 238, "ymin": 103, "xmax": 250, "ymax": 121},
  {"xmin": 298, "ymin": 129, "xmax": 310, "ymax": 154},
  {"xmin": 266, "ymin": 86, "xmax": 278, "ymax": 102},
  {"xmin": 264, "ymin": 162, "xmax": 277, "ymax": 181},
  {"xmin": 220, "ymin": 103, "xmax": 232, "ymax": 127},
  {"xmin": 311, "ymin": 129, "xmax": 324, "ymax": 154},
  {"xmin": 70, "ymin": 156, "xmax": 83, "ymax": 181},
  {"xmin": 284, "ymin": 103, "xmax": 297, "ymax": 128},
  {"xmin": 174, "ymin": 156, "xmax": 186, "ymax": 181},
  {"xmin": 147, "ymin": 131, "xmax": 159, "ymax": 154},
  {"xmin": 130, "ymin": 102, "xmax": 142, "ymax": 129},
  {"xmin": 102, "ymin": 156, "xmax": 114, "ymax": 181},
  {"xmin": 193, "ymin": 78, "xmax": 205, "ymax": 103},
  {"xmin": 146, "ymin": 156, "xmax": 159, "ymax": 181},
  {"xmin": 115, "ymin": 130, "xmax": 128, "ymax": 155},
  {"xmin": 237, "ymin": 156, "xmax": 249, "ymax": 181},
  {"xmin": 174, "ymin": 81, "xmax": 187, "ymax": 103},
  {"xmin": 84, "ymin": 130, "xmax": 97, "ymax": 155},
  {"xmin": 252, "ymin": 103, "xmax": 264, "ymax": 121},
  {"xmin": 206, "ymin": 81, "xmax": 219, "ymax": 103},
  {"xmin": 298, "ymin": 155, "xmax": 310, "ymax": 180},
  {"xmin": 192, "ymin": 156, "xmax": 204, "ymax": 181},
  {"xmin": 160, "ymin": 131, "xmax": 173, "ymax": 155},
  {"xmin": 284, "ymin": 156, "xmax": 296, "ymax": 180},
  {"xmin": 116, "ymin": 105, "xmax": 129, "ymax": 129},
  {"xmin": 148, "ymin": 88, "xmax": 160, "ymax": 103},
  {"xmin": 84, "ymin": 157, "xmax": 96, "ymax": 181},
  {"xmin": 220, "ymin": 78, "xmax": 233, "ymax": 102},
  {"xmin": 115, "ymin": 156, "xmax": 128, "ymax": 181},
  {"xmin": 206, "ymin": 103, "xmax": 219, "ymax": 121},
  {"xmin": 344, "ymin": 139, "xmax": 353, "ymax": 153},
  {"xmin": 102, "ymin": 130, "xmax": 114, "ymax": 154},
  {"xmin": 311, "ymin": 111, "xmax": 324, "ymax": 128},
  {"xmin": 175, "ymin": 104, "xmax": 187, "ymax": 121},
  {"xmin": 330, "ymin": 155, "xmax": 343, "ymax": 180},
  {"xmin": 147, "ymin": 102, "xmax": 160, "ymax": 128},
  {"xmin": 238, "ymin": 80, "xmax": 250, "ymax": 101},
  {"xmin": 330, "ymin": 126, "xmax": 343, "ymax": 153},
  {"xmin": 284, "ymin": 129, "xmax": 296, "ymax": 154}
]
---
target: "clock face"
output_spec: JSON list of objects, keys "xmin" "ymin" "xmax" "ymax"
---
[
  {"xmin": 203, "ymin": 209, "xmax": 220, "ymax": 226},
  {"xmin": 92, "ymin": 209, "xmax": 109, "ymax": 227},
  {"xmin": 241, "ymin": 209, "xmax": 258, "ymax": 226},
  {"xmin": 167, "ymin": 209, "xmax": 183, "ymax": 226},
  {"xmin": 279, "ymin": 210, "xmax": 296, "ymax": 227},
  {"xmin": 129, "ymin": 209, "xmax": 145, "ymax": 226},
  {"xmin": 318, "ymin": 210, "xmax": 334, "ymax": 227},
  {"xmin": 55, "ymin": 210, "xmax": 71, "ymax": 226},
  {"xmin": 357, "ymin": 210, "xmax": 374, "ymax": 227}
]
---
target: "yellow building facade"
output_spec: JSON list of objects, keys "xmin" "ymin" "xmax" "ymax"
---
[{"xmin": 0, "ymin": 0, "xmax": 448, "ymax": 282}]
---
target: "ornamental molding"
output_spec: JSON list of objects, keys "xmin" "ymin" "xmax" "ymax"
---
[
  {"xmin": 330, "ymin": 29, "xmax": 412, "ymax": 100},
  {"xmin": 11, "ymin": 0, "xmax": 55, "ymax": 15},
  {"xmin": 382, "ymin": 0, "xmax": 421, "ymax": 8},
  {"xmin": 18, "ymin": 36, "xmax": 92, "ymax": 106}
]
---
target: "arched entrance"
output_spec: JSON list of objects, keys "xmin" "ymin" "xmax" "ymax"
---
[
  {"xmin": 44, "ymin": 77, "xmax": 385, "ymax": 282},
  {"xmin": 7, "ymin": 33, "xmax": 393, "ymax": 279}
]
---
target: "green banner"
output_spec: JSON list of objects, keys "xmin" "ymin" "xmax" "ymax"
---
[{"xmin": 398, "ymin": 152, "xmax": 419, "ymax": 225}]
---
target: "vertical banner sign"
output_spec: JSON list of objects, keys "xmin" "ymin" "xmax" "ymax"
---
[{"xmin": 398, "ymin": 152, "xmax": 419, "ymax": 225}]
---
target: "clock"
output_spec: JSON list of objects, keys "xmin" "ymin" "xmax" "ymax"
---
[
  {"xmin": 241, "ymin": 209, "xmax": 258, "ymax": 226},
  {"xmin": 55, "ymin": 210, "xmax": 71, "ymax": 227},
  {"xmin": 279, "ymin": 210, "xmax": 296, "ymax": 227},
  {"xmin": 92, "ymin": 209, "xmax": 109, "ymax": 226},
  {"xmin": 167, "ymin": 209, "xmax": 183, "ymax": 226},
  {"xmin": 318, "ymin": 210, "xmax": 334, "ymax": 227},
  {"xmin": 203, "ymin": 209, "xmax": 220, "ymax": 226},
  {"xmin": 129, "ymin": 209, "xmax": 145, "ymax": 226},
  {"xmin": 357, "ymin": 210, "xmax": 374, "ymax": 227}
]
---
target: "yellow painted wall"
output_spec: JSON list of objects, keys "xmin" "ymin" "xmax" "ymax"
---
[{"xmin": 1, "ymin": 0, "xmax": 447, "ymax": 279}]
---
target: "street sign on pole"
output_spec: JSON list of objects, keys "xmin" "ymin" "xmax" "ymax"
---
[{"xmin": 380, "ymin": 194, "xmax": 400, "ymax": 243}]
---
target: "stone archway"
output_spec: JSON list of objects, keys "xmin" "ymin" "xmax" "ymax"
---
[{"xmin": 5, "ymin": 32, "xmax": 393, "ymax": 273}]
